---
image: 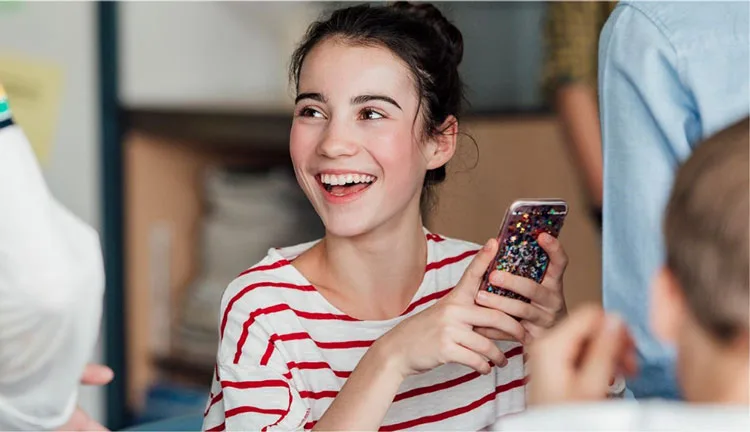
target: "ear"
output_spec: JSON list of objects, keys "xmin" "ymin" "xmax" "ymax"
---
[
  {"xmin": 425, "ymin": 115, "xmax": 458, "ymax": 170},
  {"xmin": 651, "ymin": 266, "xmax": 687, "ymax": 344}
]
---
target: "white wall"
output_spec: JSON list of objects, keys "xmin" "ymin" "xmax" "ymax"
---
[
  {"xmin": 120, "ymin": 1, "xmax": 324, "ymax": 110},
  {"xmin": 0, "ymin": 1, "xmax": 104, "ymax": 424}
]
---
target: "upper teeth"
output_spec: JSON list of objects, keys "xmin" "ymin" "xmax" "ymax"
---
[{"xmin": 320, "ymin": 173, "xmax": 375, "ymax": 186}]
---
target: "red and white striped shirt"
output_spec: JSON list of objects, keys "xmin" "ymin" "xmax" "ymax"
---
[{"xmin": 203, "ymin": 230, "xmax": 527, "ymax": 431}]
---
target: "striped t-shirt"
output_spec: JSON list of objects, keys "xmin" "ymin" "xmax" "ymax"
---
[{"xmin": 203, "ymin": 230, "xmax": 527, "ymax": 431}]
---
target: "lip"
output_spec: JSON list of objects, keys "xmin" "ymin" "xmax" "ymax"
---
[
  {"xmin": 316, "ymin": 169, "xmax": 376, "ymax": 177},
  {"xmin": 314, "ymin": 171, "xmax": 378, "ymax": 204}
]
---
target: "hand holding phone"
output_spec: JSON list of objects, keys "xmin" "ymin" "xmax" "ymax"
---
[{"xmin": 479, "ymin": 199, "xmax": 568, "ymax": 303}]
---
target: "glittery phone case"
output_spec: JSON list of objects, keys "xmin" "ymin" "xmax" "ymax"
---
[{"xmin": 480, "ymin": 199, "xmax": 568, "ymax": 302}]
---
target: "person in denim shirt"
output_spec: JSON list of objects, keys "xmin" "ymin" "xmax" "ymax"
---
[{"xmin": 598, "ymin": 1, "xmax": 749, "ymax": 400}]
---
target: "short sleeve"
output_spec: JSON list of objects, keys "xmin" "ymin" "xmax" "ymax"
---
[
  {"xmin": 541, "ymin": 1, "xmax": 611, "ymax": 97},
  {"xmin": 203, "ymin": 280, "xmax": 311, "ymax": 431}
]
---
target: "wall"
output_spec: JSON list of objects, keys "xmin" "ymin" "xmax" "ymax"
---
[
  {"xmin": 432, "ymin": 117, "xmax": 602, "ymax": 309},
  {"xmin": 0, "ymin": 0, "xmax": 104, "ymax": 424},
  {"xmin": 119, "ymin": 1, "xmax": 324, "ymax": 110},
  {"xmin": 119, "ymin": 1, "xmax": 549, "ymax": 113},
  {"xmin": 441, "ymin": 1, "xmax": 548, "ymax": 112}
]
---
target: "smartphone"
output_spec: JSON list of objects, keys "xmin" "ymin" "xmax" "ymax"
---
[{"xmin": 479, "ymin": 199, "xmax": 568, "ymax": 302}]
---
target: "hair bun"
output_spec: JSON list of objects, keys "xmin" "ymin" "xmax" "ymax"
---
[{"xmin": 391, "ymin": 1, "xmax": 464, "ymax": 66}]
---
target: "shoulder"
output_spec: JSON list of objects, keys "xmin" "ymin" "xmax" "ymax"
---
[
  {"xmin": 425, "ymin": 231, "xmax": 482, "ymax": 278},
  {"xmin": 219, "ymin": 241, "xmax": 320, "ymax": 334},
  {"xmin": 428, "ymin": 231, "xmax": 480, "ymax": 253},
  {"xmin": 600, "ymin": 2, "xmax": 670, "ymax": 52},
  {"xmin": 612, "ymin": 2, "xmax": 748, "ymax": 49}
]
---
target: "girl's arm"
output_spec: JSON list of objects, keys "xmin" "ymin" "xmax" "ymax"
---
[{"xmin": 312, "ymin": 337, "xmax": 405, "ymax": 431}]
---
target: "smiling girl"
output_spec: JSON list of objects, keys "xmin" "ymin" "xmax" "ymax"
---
[{"xmin": 203, "ymin": 2, "xmax": 569, "ymax": 431}]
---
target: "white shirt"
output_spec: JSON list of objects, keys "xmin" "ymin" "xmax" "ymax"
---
[
  {"xmin": 203, "ymin": 232, "xmax": 526, "ymax": 431},
  {"xmin": 0, "ymin": 106, "xmax": 104, "ymax": 429},
  {"xmin": 494, "ymin": 400, "xmax": 750, "ymax": 431}
]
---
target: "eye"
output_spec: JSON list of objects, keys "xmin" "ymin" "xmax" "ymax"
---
[
  {"xmin": 297, "ymin": 107, "xmax": 325, "ymax": 119},
  {"xmin": 360, "ymin": 109, "xmax": 384, "ymax": 120}
]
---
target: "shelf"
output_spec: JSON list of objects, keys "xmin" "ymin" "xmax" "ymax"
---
[{"xmin": 122, "ymin": 107, "xmax": 293, "ymax": 155}]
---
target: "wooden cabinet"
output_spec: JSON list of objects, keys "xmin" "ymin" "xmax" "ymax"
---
[{"xmin": 431, "ymin": 116, "xmax": 601, "ymax": 310}]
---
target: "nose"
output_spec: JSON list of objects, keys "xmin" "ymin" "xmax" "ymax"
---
[{"xmin": 317, "ymin": 119, "xmax": 359, "ymax": 159}]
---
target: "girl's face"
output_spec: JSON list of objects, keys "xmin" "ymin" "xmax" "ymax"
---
[{"xmin": 290, "ymin": 38, "xmax": 452, "ymax": 238}]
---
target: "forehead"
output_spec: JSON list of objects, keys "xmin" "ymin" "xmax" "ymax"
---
[{"xmin": 298, "ymin": 38, "xmax": 417, "ymax": 102}]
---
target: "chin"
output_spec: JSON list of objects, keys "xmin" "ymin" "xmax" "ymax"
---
[{"xmin": 320, "ymin": 211, "xmax": 381, "ymax": 239}]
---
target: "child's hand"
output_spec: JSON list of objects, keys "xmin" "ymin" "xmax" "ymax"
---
[
  {"xmin": 377, "ymin": 238, "xmax": 526, "ymax": 378},
  {"xmin": 526, "ymin": 304, "xmax": 638, "ymax": 406},
  {"xmin": 56, "ymin": 364, "xmax": 114, "ymax": 431},
  {"xmin": 474, "ymin": 233, "xmax": 568, "ymax": 341}
]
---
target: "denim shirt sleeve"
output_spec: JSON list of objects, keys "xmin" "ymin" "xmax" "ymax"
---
[{"xmin": 597, "ymin": 4, "xmax": 700, "ymax": 399}]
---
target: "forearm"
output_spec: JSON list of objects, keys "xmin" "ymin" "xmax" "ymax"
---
[
  {"xmin": 313, "ymin": 339, "xmax": 405, "ymax": 431},
  {"xmin": 555, "ymin": 84, "xmax": 603, "ymax": 208}
]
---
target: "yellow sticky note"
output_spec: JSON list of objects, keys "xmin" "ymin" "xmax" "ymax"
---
[{"xmin": 0, "ymin": 55, "xmax": 63, "ymax": 165}]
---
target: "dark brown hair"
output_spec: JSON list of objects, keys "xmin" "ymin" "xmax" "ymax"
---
[
  {"xmin": 289, "ymin": 1, "xmax": 465, "ymax": 215},
  {"xmin": 664, "ymin": 116, "xmax": 749, "ymax": 342}
]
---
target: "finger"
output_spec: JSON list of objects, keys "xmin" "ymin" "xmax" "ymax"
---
[
  {"xmin": 619, "ymin": 327, "xmax": 639, "ymax": 377},
  {"xmin": 577, "ymin": 314, "xmax": 628, "ymax": 397},
  {"xmin": 462, "ymin": 305, "xmax": 526, "ymax": 343},
  {"xmin": 55, "ymin": 407, "xmax": 110, "ymax": 432},
  {"xmin": 623, "ymin": 350, "xmax": 639, "ymax": 377},
  {"xmin": 476, "ymin": 289, "xmax": 552, "ymax": 327},
  {"xmin": 457, "ymin": 329, "xmax": 508, "ymax": 367},
  {"xmin": 88, "ymin": 420, "xmax": 109, "ymax": 432},
  {"xmin": 452, "ymin": 238, "xmax": 499, "ymax": 301},
  {"xmin": 446, "ymin": 344, "xmax": 493, "ymax": 374},
  {"xmin": 538, "ymin": 233, "xmax": 568, "ymax": 284},
  {"xmin": 489, "ymin": 271, "xmax": 562, "ymax": 310},
  {"xmin": 489, "ymin": 270, "xmax": 541, "ymax": 302},
  {"xmin": 474, "ymin": 326, "xmax": 517, "ymax": 342},
  {"xmin": 520, "ymin": 320, "xmax": 547, "ymax": 342},
  {"xmin": 86, "ymin": 418, "xmax": 109, "ymax": 432},
  {"xmin": 530, "ymin": 304, "xmax": 605, "ymax": 364},
  {"xmin": 80, "ymin": 364, "xmax": 114, "ymax": 386}
]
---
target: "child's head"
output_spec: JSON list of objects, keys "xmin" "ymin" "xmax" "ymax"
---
[
  {"xmin": 287, "ymin": 2, "xmax": 464, "ymax": 236},
  {"xmin": 651, "ymin": 116, "xmax": 749, "ymax": 402}
]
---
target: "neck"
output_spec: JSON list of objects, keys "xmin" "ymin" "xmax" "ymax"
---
[
  {"xmin": 700, "ymin": 349, "xmax": 749, "ymax": 405},
  {"xmin": 316, "ymin": 202, "xmax": 427, "ymax": 319},
  {"xmin": 684, "ymin": 332, "xmax": 749, "ymax": 405}
]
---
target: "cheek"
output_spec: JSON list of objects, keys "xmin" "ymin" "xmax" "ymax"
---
[
  {"xmin": 289, "ymin": 123, "xmax": 317, "ymax": 167},
  {"xmin": 367, "ymin": 127, "xmax": 428, "ymax": 182}
]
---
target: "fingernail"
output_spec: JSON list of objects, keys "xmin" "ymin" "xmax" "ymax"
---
[
  {"xmin": 492, "ymin": 272, "xmax": 503, "ymax": 284},
  {"xmin": 500, "ymin": 357, "xmax": 508, "ymax": 367},
  {"xmin": 483, "ymin": 239, "xmax": 492, "ymax": 250},
  {"xmin": 476, "ymin": 290, "xmax": 488, "ymax": 301}
]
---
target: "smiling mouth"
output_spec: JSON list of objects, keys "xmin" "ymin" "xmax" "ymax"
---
[{"xmin": 317, "ymin": 173, "xmax": 377, "ymax": 197}]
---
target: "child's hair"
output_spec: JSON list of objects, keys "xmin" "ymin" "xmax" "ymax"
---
[
  {"xmin": 289, "ymin": 1, "xmax": 465, "ymax": 215},
  {"xmin": 664, "ymin": 116, "xmax": 749, "ymax": 342}
]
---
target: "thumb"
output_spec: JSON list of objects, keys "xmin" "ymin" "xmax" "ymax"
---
[
  {"xmin": 80, "ymin": 364, "xmax": 114, "ymax": 386},
  {"xmin": 577, "ymin": 314, "xmax": 627, "ymax": 398},
  {"xmin": 452, "ymin": 238, "xmax": 498, "ymax": 301}
]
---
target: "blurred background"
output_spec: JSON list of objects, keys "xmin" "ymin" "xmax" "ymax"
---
[{"xmin": 0, "ymin": 1, "xmax": 608, "ymax": 429}]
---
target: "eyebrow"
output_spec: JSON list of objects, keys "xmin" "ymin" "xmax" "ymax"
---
[
  {"xmin": 295, "ymin": 92, "xmax": 326, "ymax": 104},
  {"xmin": 294, "ymin": 92, "xmax": 402, "ymax": 111},
  {"xmin": 351, "ymin": 94, "xmax": 402, "ymax": 110}
]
